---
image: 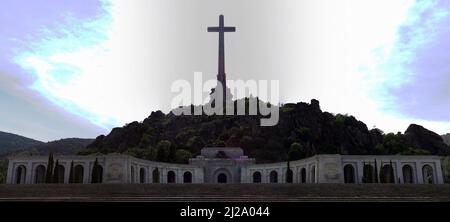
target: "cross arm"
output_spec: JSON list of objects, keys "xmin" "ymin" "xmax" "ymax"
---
[
  {"xmin": 207, "ymin": 27, "xmax": 236, "ymax": 32},
  {"xmin": 223, "ymin": 27, "xmax": 236, "ymax": 32},
  {"xmin": 208, "ymin": 27, "xmax": 220, "ymax": 32}
]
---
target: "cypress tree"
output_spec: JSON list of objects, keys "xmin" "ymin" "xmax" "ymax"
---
[
  {"xmin": 91, "ymin": 158, "xmax": 99, "ymax": 183},
  {"xmin": 53, "ymin": 160, "xmax": 60, "ymax": 184},
  {"xmin": 374, "ymin": 159, "xmax": 379, "ymax": 183},
  {"xmin": 45, "ymin": 153, "xmax": 54, "ymax": 183},
  {"xmin": 68, "ymin": 161, "xmax": 74, "ymax": 184},
  {"xmin": 286, "ymin": 161, "xmax": 293, "ymax": 183}
]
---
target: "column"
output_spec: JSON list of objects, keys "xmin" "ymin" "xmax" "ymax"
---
[
  {"xmin": 416, "ymin": 162, "xmax": 424, "ymax": 184},
  {"xmin": 280, "ymin": 167, "xmax": 284, "ymax": 184},
  {"xmin": 6, "ymin": 160, "xmax": 14, "ymax": 184},
  {"xmin": 149, "ymin": 167, "xmax": 154, "ymax": 183},
  {"xmin": 162, "ymin": 169, "xmax": 167, "ymax": 184},
  {"xmin": 83, "ymin": 162, "xmax": 89, "ymax": 184},
  {"xmin": 64, "ymin": 162, "xmax": 70, "ymax": 184},
  {"xmin": 357, "ymin": 161, "xmax": 364, "ymax": 184},
  {"xmin": 25, "ymin": 161, "xmax": 32, "ymax": 184},
  {"xmin": 435, "ymin": 161, "xmax": 444, "ymax": 184},
  {"xmin": 177, "ymin": 169, "xmax": 183, "ymax": 184}
]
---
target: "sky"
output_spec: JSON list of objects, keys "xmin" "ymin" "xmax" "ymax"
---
[{"xmin": 0, "ymin": 0, "xmax": 450, "ymax": 141}]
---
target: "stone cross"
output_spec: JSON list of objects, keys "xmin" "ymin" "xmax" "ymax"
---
[{"xmin": 208, "ymin": 15, "xmax": 235, "ymax": 97}]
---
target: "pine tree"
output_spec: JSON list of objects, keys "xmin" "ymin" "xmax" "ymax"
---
[
  {"xmin": 45, "ymin": 153, "xmax": 54, "ymax": 183},
  {"xmin": 53, "ymin": 160, "xmax": 60, "ymax": 183},
  {"xmin": 68, "ymin": 161, "xmax": 74, "ymax": 184}
]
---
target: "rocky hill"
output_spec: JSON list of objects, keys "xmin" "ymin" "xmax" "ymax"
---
[{"xmin": 82, "ymin": 99, "xmax": 450, "ymax": 163}]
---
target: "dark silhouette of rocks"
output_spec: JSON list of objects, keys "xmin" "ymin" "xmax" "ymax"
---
[{"xmin": 83, "ymin": 99, "xmax": 450, "ymax": 163}]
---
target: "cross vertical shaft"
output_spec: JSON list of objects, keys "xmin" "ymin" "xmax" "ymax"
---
[{"xmin": 208, "ymin": 15, "xmax": 236, "ymax": 97}]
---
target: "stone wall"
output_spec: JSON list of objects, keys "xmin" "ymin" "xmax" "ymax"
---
[{"xmin": 6, "ymin": 153, "xmax": 445, "ymax": 185}]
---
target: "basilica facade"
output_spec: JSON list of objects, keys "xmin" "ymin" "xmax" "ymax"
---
[{"xmin": 6, "ymin": 147, "xmax": 444, "ymax": 185}]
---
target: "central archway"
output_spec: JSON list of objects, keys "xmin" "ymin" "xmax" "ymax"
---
[
  {"xmin": 217, "ymin": 173, "xmax": 227, "ymax": 183},
  {"xmin": 213, "ymin": 168, "xmax": 232, "ymax": 184}
]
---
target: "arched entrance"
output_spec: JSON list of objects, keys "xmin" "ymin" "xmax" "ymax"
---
[
  {"xmin": 344, "ymin": 164, "xmax": 355, "ymax": 183},
  {"xmin": 300, "ymin": 168, "xmax": 306, "ymax": 183},
  {"xmin": 140, "ymin": 168, "xmax": 146, "ymax": 183},
  {"xmin": 74, "ymin": 165, "xmax": 84, "ymax": 183},
  {"xmin": 34, "ymin": 165, "xmax": 46, "ymax": 184},
  {"xmin": 167, "ymin": 171, "xmax": 176, "ymax": 183},
  {"xmin": 310, "ymin": 166, "xmax": 316, "ymax": 183},
  {"xmin": 422, "ymin": 165, "xmax": 434, "ymax": 184},
  {"xmin": 402, "ymin": 165, "xmax": 414, "ymax": 184},
  {"xmin": 286, "ymin": 169, "xmax": 293, "ymax": 183},
  {"xmin": 16, "ymin": 165, "xmax": 26, "ymax": 184},
  {"xmin": 213, "ymin": 169, "xmax": 232, "ymax": 184},
  {"xmin": 54, "ymin": 165, "xmax": 65, "ymax": 184},
  {"xmin": 253, "ymin": 171, "xmax": 262, "ymax": 183},
  {"xmin": 152, "ymin": 168, "xmax": 160, "ymax": 183},
  {"xmin": 217, "ymin": 173, "xmax": 227, "ymax": 183},
  {"xmin": 91, "ymin": 165, "xmax": 103, "ymax": 183},
  {"xmin": 380, "ymin": 164, "xmax": 395, "ymax": 183},
  {"xmin": 362, "ymin": 164, "xmax": 374, "ymax": 183},
  {"xmin": 269, "ymin": 170, "xmax": 278, "ymax": 183},
  {"xmin": 183, "ymin": 171, "xmax": 192, "ymax": 183}
]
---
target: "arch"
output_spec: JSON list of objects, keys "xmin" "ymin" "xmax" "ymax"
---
[
  {"xmin": 380, "ymin": 164, "xmax": 395, "ymax": 183},
  {"xmin": 53, "ymin": 165, "xmax": 65, "ymax": 184},
  {"xmin": 213, "ymin": 168, "xmax": 232, "ymax": 184},
  {"xmin": 167, "ymin": 170, "xmax": 176, "ymax": 183},
  {"xmin": 34, "ymin": 165, "xmax": 46, "ymax": 184},
  {"xmin": 362, "ymin": 164, "xmax": 374, "ymax": 183},
  {"xmin": 152, "ymin": 168, "xmax": 160, "ymax": 183},
  {"xmin": 253, "ymin": 171, "xmax": 262, "ymax": 183},
  {"xmin": 286, "ymin": 169, "xmax": 293, "ymax": 183},
  {"xmin": 217, "ymin": 173, "xmax": 227, "ymax": 183},
  {"xmin": 402, "ymin": 165, "xmax": 414, "ymax": 184},
  {"xmin": 73, "ymin": 165, "xmax": 84, "ymax": 184},
  {"xmin": 139, "ymin": 168, "xmax": 146, "ymax": 184},
  {"xmin": 183, "ymin": 171, "xmax": 192, "ymax": 183},
  {"xmin": 344, "ymin": 164, "xmax": 355, "ymax": 183},
  {"xmin": 422, "ymin": 165, "xmax": 434, "ymax": 184},
  {"xmin": 310, "ymin": 166, "xmax": 316, "ymax": 183},
  {"xmin": 300, "ymin": 168, "xmax": 306, "ymax": 183},
  {"xmin": 130, "ymin": 166, "xmax": 135, "ymax": 183},
  {"xmin": 16, "ymin": 165, "xmax": 26, "ymax": 184},
  {"xmin": 269, "ymin": 170, "xmax": 278, "ymax": 183},
  {"xmin": 91, "ymin": 165, "xmax": 103, "ymax": 183}
]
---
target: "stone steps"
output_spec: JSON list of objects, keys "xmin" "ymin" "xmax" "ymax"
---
[{"xmin": 1, "ymin": 184, "xmax": 450, "ymax": 201}]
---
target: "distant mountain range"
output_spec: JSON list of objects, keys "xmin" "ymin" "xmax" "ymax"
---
[
  {"xmin": 443, "ymin": 134, "xmax": 450, "ymax": 146},
  {"xmin": 0, "ymin": 131, "xmax": 44, "ymax": 155},
  {"xmin": 0, "ymin": 131, "xmax": 94, "ymax": 183},
  {"xmin": 0, "ymin": 131, "xmax": 93, "ymax": 156}
]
